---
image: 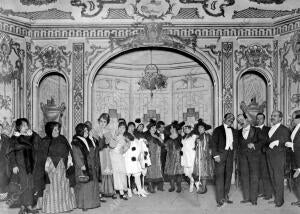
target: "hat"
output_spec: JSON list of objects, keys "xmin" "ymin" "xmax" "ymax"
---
[
  {"xmin": 146, "ymin": 119, "xmax": 156, "ymax": 130},
  {"xmin": 135, "ymin": 118, "xmax": 144, "ymax": 128},
  {"xmin": 194, "ymin": 119, "xmax": 211, "ymax": 133}
]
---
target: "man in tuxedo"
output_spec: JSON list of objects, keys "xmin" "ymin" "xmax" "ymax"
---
[
  {"xmin": 266, "ymin": 110, "xmax": 291, "ymax": 207},
  {"xmin": 211, "ymin": 113, "xmax": 237, "ymax": 207},
  {"xmin": 237, "ymin": 113, "xmax": 260, "ymax": 205},
  {"xmin": 285, "ymin": 110, "xmax": 300, "ymax": 206},
  {"xmin": 256, "ymin": 113, "xmax": 273, "ymax": 200}
]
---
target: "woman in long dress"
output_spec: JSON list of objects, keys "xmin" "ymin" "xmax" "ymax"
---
[
  {"xmin": 193, "ymin": 119, "xmax": 213, "ymax": 194},
  {"xmin": 164, "ymin": 121, "xmax": 184, "ymax": 193},
  {"xmin": 72, "ymin": 123, "xmax": 100, "ymax": 211},
  {"xmin": 110, "ymin": 122, "xmax": 130, "ymax": 200},
  {"xmin": 181, "ymin": 125, "xmax": 197, "ymax": 193},
  {"xmin": 38, "ymin": 121, "xmax": 76, "ymax": 213},
  {"xmin": 96, "ymin": 113, "xmax": 117, "ymax": 199},
  {"xmin": 0, "ymin": 124, "xmax": 10, "ymax": 201},
  {"xmin": 6, "ymin": 118, "xmax": 41, "ymax": 214},
  {"xmin": 144, "ymin": 120, "xmax": 164, "ymax": 193}
]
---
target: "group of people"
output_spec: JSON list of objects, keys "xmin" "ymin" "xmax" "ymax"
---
[
  {"xmin": 1, "ymin": 109, "xmax": 300, "ymax": 213},
  {"xmin": 0, "ymin": 114, "xmax": 214, "ymax": 214},
  {"xmin": 213, "ymin": 111, "xmax": 300, "ymax": 208}
]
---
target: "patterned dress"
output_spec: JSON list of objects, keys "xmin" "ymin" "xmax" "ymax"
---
[
  {"xmin": 193, "ymin": 133, "xmax": 214, "ymax": 180},
  {"xmin": 41, "ymin": 158, "xmax": 76, "ymax": 213},
  {"xmin": 145, "ymin": 135, "xmax": 163, "ymax": 183},
  {"xmin": 164, "ymin": 136, "xmax": 183, "ymax": 178},
  {"xmin": 124, "ymin": 138, "xmax": 142, "ymax": 175}
]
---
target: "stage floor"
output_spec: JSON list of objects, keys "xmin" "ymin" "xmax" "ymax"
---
[{"xmin": 1, "ymin": 183, "xmax": 299, "ymax": 214}]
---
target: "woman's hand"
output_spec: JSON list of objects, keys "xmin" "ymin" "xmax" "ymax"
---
[{"xmin": 81, "ymin": 165, "xmax": 86, "ymax": 171}]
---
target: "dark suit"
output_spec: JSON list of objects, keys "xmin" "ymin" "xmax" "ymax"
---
[
  {"xmin": 0, "ymin": 134, "xmax": 10, "ymax": 193},
  {"xmin": 266, "ymin": 124, "xmax": 291, "ymax": 206},
  {"xmin": 257, "ymin": 125, "xmax": 273, "ymax": 198},
  {"xmin": 292, "ymin": 127, "xmax": 300, "ymax": 200},
  {"xmin": 211, "ymin": 125, "xmax": 237, "ymax": 203},
  {"xmin": 238, "ymin": 126, "xmax": 260, "ymax": 203}
]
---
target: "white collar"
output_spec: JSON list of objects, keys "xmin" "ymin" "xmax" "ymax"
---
[
  {"xmin": 77, "ymin": 136, "xmax": 90, "ymax": 151},
  {"xmin": 256, "ymin": 124, "xmax": 264, "ymax": 129},
  {"xmin": 88, "ymin": 135, "xmax": 96, "ymax": 148},
  {"xmin": 271, "ymin": 123, "xmax": 281, "ymax": 129},
  {"xmin": 243, "ymin": 124, "xmax": 251, "ymax": 130}
]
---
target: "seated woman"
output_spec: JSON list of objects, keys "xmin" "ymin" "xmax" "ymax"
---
[
  {"xmin": 192, "ymin": 119, "xmax": 213, "ymax": 194},
  {"xmin": 37, "ymin": 121, "xmax": 76, "ymax": 214},
  {"xmin": 72, "ymin": 123, "xmax": 100, "ymax": 211},
  {"xmin": 6, "ymin": 118, "xmax": 41, "ymax": 214},
  {"xmin": 110, "ymin": 122, "xmax": 131, "ymax": 200}
]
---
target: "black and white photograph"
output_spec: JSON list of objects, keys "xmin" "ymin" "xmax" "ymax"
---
[{"xmin": 0, "ymin": 0, "xmax": 300, "ymax": 213}]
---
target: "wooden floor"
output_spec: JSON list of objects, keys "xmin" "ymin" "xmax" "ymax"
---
[{"xmin": 1, "ymin": 183, "xmax": 300, "ymax": 214}]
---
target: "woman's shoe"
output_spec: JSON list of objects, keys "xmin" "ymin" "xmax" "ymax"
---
[
  {"xmin": 189, "ymin": 182, "xmax": 194, "ymax": 193},
  {"xmin": 137, "ymin": 191, "xmax": 147, "ymax": 198},
  {"xmin": 120, "ymin": 194, "xmax": 128, "ymax": 200},
  {"xmin": 141, "ymin": 188, "xmax": 149, "ymax": 195},
  {"xmin": 82, "ymin": 208, "xmax": 88, "ymax": 212},
  {"xmin": 195, "ymin": 181, "xmax": 200, "ymax": 191},
  {"xmin": 112, "ymin": 194, "xmax": 118, "ymax": 199}
]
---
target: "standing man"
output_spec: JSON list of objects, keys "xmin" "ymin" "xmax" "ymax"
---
[
  {"xmin": 266, "ymin": 110, "xmax": 290, "ymax": 207},
  {"xmin": 285, "ymin": 110, "xmax": 300, "ymax": 206},
  {"xmin": 211, "ymin": 113, "xmax": 237, "ymax": 207},
  {"xmin": 256, "ymin": 113, "xmax": 273, "ymax": 200},
  {"xmin": 237, "ymin": 114, "xmax": 260, "ymax": 205}
]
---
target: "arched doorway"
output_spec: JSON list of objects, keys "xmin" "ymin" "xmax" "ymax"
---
[
  {"xmin": 90, "ymin": 47, "xmax": 216, "ymax": 130},
  {"xmin": 33, "ymin": 71, "xmax": 69, "ymax": 137},
  {"xmin": 236, "ymin": 69, "xmax": 272, "ymax": 125}
]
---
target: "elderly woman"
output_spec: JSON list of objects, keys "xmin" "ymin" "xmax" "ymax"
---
[
  {"xmin": 38, "ymin": 121, "xmax": 76, "ymax": 213},
  {"xmin": 193, "ymin": 119, "xmax": 213, "ymax": 194},
  {"xmin": 6, "ymin": 118, "xmax": 41, "ymax": 214},
  {"xmin": 72, "ymin": 123, "xmax": 100, "ymax": 211},
  {"xmin": 144, "ymin": 119, "xmax": 164, "ymax": 193}
]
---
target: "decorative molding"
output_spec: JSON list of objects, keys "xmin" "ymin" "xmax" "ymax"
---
[
  {"xmin": 172, "ymin": 8, "xmax": 203, "ymax": 19},
  {"xmin": 183, "ymin": 107, "xmax": 199, "ymax": 121},
  {"xmin": 143, "ymin": 109, "xmax": 160, "ymax": 122},
  {"xmin": 129, "ymin": 0, "xmax": 175, "ymax": 20},
  {"xmin": 26, "ymin": 42, "xmax": 32, "ymax": 122},
  {"xmin": 109, "ymin": 22, "xmax": 197, "ymax": 51},
  {"xmin": 234, "ymin": 44, "xmax": 272, "ymax": 72},
  {"xmin": 179, "ymin": 0, "xmax": 235, "ymax": 17},
  {"xmin": 232, "ymin": 7, "xmax": 297, "ymax": 19},
  {"xmin": 31, "ymin": 45, "xmax": 71, "ymax": 73},
  {"xmin": 273, "ymin": 40, "xmax": 278, "ymax": 110},
  {"xmin": 104, "ymin": 8, "xmax": 133, "ymax": 19},
  {"xmin": 84, "ymin": 44, "xmax": 105, "ymax": 71},
  {"xmin": 20, "ymin": 0, "xmax": 57, "ymax": 5},
  {"xmin": 222, "ymin": 42, "xmax": 233, "ymax": 115},
  {"xmin": 72, "ymin": 43, "xmax": 84, "ymax": 132},
  {"xmin": 249, "ymin": 0, "xmax": 285, "ymax": 4},
  {"xmin": 70, "ymin": 0, "xmax": 126, "ymax": 17},
  {"xmin": 199, "ymin": 44, "xmax": 221, "ymax": 70},
  {"xmin": 0, "ymin": 8, "xmax": 74, "ymax": 20}
]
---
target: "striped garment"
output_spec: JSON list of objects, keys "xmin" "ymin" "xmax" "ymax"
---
[{"xmin": 40, "ymin": 158, "xmax": 76, "ymax": 214}]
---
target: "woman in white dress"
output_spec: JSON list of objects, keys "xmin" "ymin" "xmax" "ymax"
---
[
  {"xmin": 181, "ymin": 125, "xmax": 197, "ymax": 192},
  {"xmin": 109, "ymin": 122, "xmax": 131, "ymax": 200}
]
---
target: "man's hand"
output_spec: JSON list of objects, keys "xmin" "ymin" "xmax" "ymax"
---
[
  {"xmin": 81, "ymin": 165, "xmax": 86, "ymax": 171},
  {"xmin": 294, "ymin": 169, "xmax": 300, "ymax": 178},
  {"xmin": 214, "ymin": 155, "xmax": 221, "ymax": 163},
  {"xmin": 247, "ymin": 143, "xmax": 255, "ymax": 150},
  {"xmin": 13, "ymin": 167, "xmax": 19, "ymax": 174},
  {"xmin": 269, "ymin": 140, "xmax": 279, "ymax": 149}
]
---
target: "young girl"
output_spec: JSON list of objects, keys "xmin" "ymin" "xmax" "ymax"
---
[
  {"xmin": 110, "ymin": 122, "xmax": 131, "ymax": 200},
  {"xmin": 181, "ymin": 125, "xmax": 197, "ymax": 192},
  {"xmin": 124, "ymin": 122, "xmax": 147, "ymax": 197}
]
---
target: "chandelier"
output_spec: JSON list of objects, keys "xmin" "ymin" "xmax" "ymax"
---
[{"xmin": 138, "ymin": 50, "xmax": 168, "ymax": 98}]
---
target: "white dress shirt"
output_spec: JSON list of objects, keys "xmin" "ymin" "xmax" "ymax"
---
[
  {"xmin": 256, "ymin": 124, "xmax": 264, "ymax": 130},
  {"xmin": 242, "ymin": 125, "xmax": 251, "ymax": 139},
  {"xmin": 291, "ymin": 123, "xmax": 300, "ymax": 142},
  {"xmin": 224, "ymin": 124, "xmax": 233, "ymax": 150},
  {"xmin": 268, "ymin": 123, "xmax": 281, "ymax": 138}
]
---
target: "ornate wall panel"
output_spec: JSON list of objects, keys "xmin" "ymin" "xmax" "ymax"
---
[
  {"xmin": 273, "ymin": 40, "xmax": 279, "ymax": 110},
  {"xmin": 72, "ymin": 43, "xmax": 84, "ymax": 132},
  {"xmin": 222, "ymin": 42, "xmax": 233, "ymax": 115}
]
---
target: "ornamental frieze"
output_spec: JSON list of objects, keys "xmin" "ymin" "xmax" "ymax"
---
[{"xmin": 234, "ymin": 44, "xmax": 272, "ymax": 72}]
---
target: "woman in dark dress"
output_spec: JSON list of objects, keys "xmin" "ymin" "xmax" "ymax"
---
[
  {"xmin": 72, "ymin": 123, "xmax": 100, "ymax": 211},
  {"xmin": 37, "ymin": 121, "xmax": 76, "ymax": 213},
  {"xmin": 6, "ymin": 118, "xmax": 41, "ymax": 214},
  {"xmin": 164, "ymin": 121, "xmax": 184, "ymax": 193},
  {"xmin": 144, "ymin": 120, "xmax": 164, "ymax": 193},
  {"xmin": 0, "ymin": 123, "xmax": 10, "ymax": 201}
]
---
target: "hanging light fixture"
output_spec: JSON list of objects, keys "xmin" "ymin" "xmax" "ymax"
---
[{"xmin": 138, "ymin": 49, "xmax": 168, "ymax": 98}]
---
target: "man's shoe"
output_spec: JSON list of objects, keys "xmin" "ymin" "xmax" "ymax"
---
[
  {"xmin": 252, "ymin": 201, "xmax": 257, "ymax": 206},
  {"xmin": 217, "ymin": 201, "xmax": 224, "ymax": 207},
  {"xmin": 224, "ymin": 198, "xmax": 233, "ymax": 204},
  {"xmin": 275, "ymin": 203, "xmax": 283, "ymax": 208},
  {"xmin": 240, "ymin": 200, "xmax": 251, "ymax": 203},
  {"xmin": 263, "ymin": 196, "xmax": 272, "ymax": 200},
  {"xmin": 291, "ymin": 201, "xmax": 300, "ymax": 206},
  {"xmin": 257, "ymin": 194, "xmax": 265, "ymax": 198},
  {"xmin": 268, "ymin": 200, "xmax": 275, "ymax": 204}
]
